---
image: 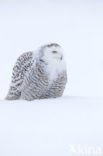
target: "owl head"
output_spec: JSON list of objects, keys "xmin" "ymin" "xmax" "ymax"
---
[{"xmin": 39, "ymin": 43, "xmax": 64, "ymax": 63}]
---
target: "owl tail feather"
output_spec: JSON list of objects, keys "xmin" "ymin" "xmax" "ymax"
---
[
  {"xmin": 5, "ymin": 90, "xmax": 21, "ymax": 100},
  {"xmin": 5, "ymin": 94, "xmax": 20, "ymax": 100}
]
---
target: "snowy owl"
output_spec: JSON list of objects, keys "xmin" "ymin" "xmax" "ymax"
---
[{"xmin": 6, "ymin": 43, "xmax": 67, "ymax": 101}]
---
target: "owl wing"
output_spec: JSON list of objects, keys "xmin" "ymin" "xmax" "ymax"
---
[
  {"xmin": 21, "ymin": 61, "xmax": 49, "ymax": 101},
  {"xmin": 44, "ymin": 71, "xmax": 67, "ymax": 98},
  {"xmin": 6, "ymin": 51, "xmax": 34, "ymax": 100}
]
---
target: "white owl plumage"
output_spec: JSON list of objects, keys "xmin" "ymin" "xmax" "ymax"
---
[{"xmin": 6, "ymin": 43, "xmax": 67, "ymax": 101}]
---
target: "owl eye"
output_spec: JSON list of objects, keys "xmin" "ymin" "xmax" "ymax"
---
[
  {"xmin": 52, "ymin": 51, "xmax": 58, "ymax": 54},
  {"xmin": 40, "ymin": 59, "xmax": 45, "ymax": 63}
]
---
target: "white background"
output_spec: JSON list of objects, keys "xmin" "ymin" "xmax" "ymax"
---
[
  {"xmin": 0, "ymin": 1, "xmax": 103, "ymax": 156},
  {"xmin": 0, "ymin": 0, "xmax": 103, "ymax": 99}
]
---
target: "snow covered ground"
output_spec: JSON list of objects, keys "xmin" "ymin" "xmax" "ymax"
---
[
  {"xmin": 0, "ymin": 0, "xmax": 103, "ymax": 155},
  {"xmin": 0, "ymin": 97, "xmax": 103, "ymax": 156}
]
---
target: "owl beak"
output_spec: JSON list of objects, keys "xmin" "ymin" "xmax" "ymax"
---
[{"xmin": 60, "ymin": 56, "xmax": 63, "ymax": 60}]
